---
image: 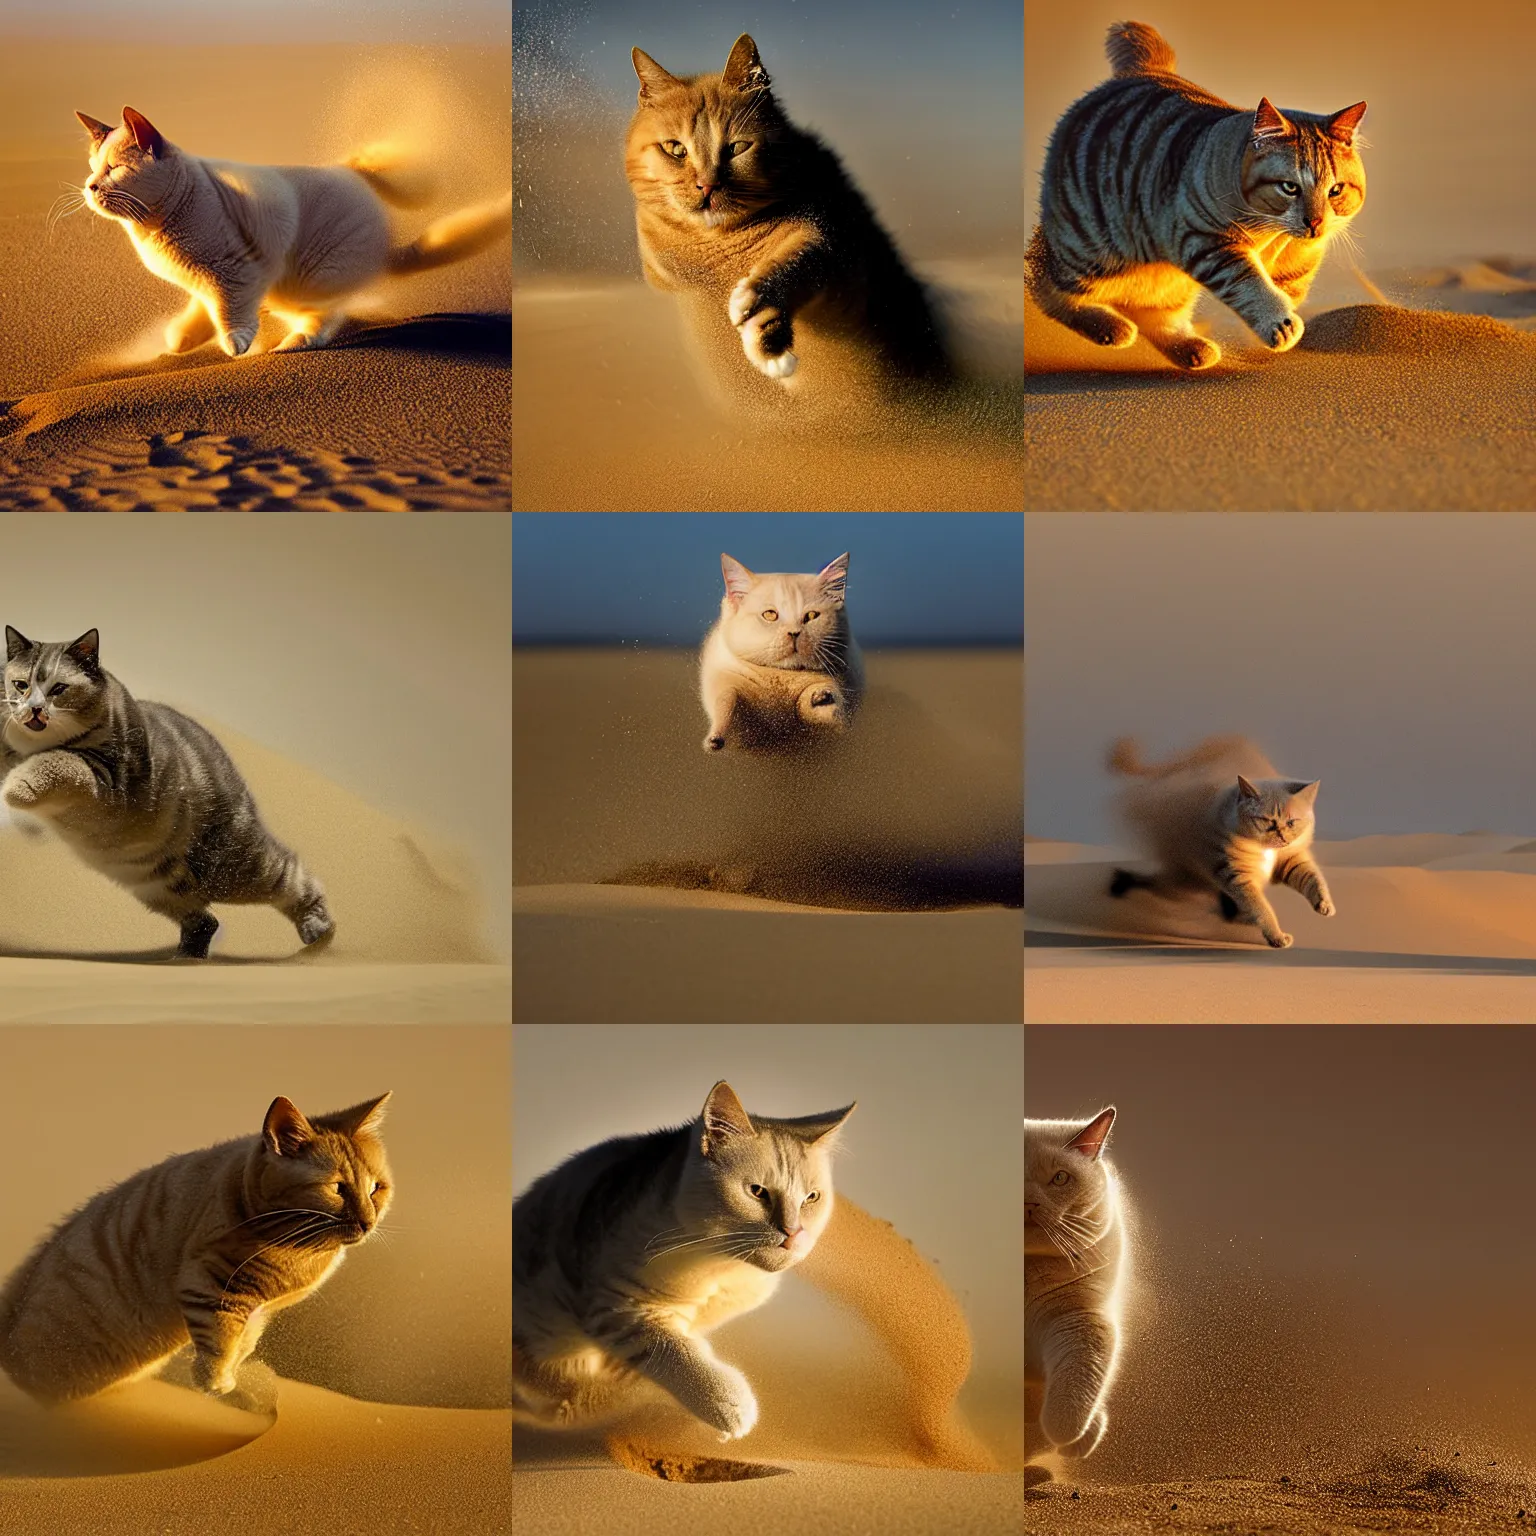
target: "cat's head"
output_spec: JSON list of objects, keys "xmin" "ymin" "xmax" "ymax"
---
[
  {"xmin": 2, "ymin": 627, "xmax": 108, "ymax": 751},
  {"xmin": 625, "ymin": 34, "xmax": 792, "ymax": 230},
  {"xmin": 1026, "ymin": 1109, "xmax": 1116, "ymax": 1262},
  {"xmin": 1242, "ymin": 98, "xmax": 1367, "ymax": 243},
  {"xmin": 671, "ymin": 1081, "xmax": 855, "ymax": 1274},
  {"xmin": 75, "ymin": 107, "xmax": 179, "ymax": 227},
  {"xmin": 1235, "ymin": 774, "xmax": 1319, "ymax": 848},
  {"xmin": 251, "ymin": 1094, "xmax": 393, "ymax": 1248},
  {"xmin": 718, "ymin": 552, "xmax": 851, "ymax": 672}
]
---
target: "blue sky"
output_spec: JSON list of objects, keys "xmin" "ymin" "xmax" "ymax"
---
[{"xmin": 513, "ymin": 514, "xmax": 1022, "ymax": 645}]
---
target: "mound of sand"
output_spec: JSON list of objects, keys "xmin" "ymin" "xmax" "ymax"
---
[{"xmin": 1298, "ymin": 303, "xmax": 1536, "ymax": 356}]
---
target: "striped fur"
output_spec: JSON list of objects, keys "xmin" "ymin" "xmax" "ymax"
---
[
  {"xmin": 513, "ymin": 1081, "xmax": 854, "ymax": 1440},
  {"xmin": 0, "ymin": 627, "xmax": 332, "ymax": 958},
  {"xmin": 1029, "ymin": 21, "xmax": 1367, "ymax": 368},
  {"xmin": 1107, "ymin": 735, "xmax": 1335, "ymax": 949},
  {"xmin": 0, "ymin": 1094, "xmax": 390, "ymax": 1403}
]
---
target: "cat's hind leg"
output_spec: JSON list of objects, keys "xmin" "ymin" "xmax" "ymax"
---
[
  {"xmin": 1121, "ymin": 298, "xmax": 1221, "ymax": 371},
  {"xmin": 164, "ymin": 295, "xmax": 217, "ymax": 355},
  {"xmin": 272, "ymin": 309, "xmax": 347, "ymax": 353},
  {"xmin": 1028, "ymin": 278, "xmax": 1137, "ymax": 349}
]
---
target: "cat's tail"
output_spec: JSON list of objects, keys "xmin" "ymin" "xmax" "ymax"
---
[
  {"xmin": 1105, "ymin": 21, "xmax": 1176, "ymax": 77},
  {"xmin": 387, "ymin": 192, "xmax": 512, "ymax": 277},
  {"xmin": 345, "ymin": 145, "xmax": 436, "ymax": 210},
  {"xmin": 1108, "ymin": 734, "xmax": 1258, "ymax": 779}
]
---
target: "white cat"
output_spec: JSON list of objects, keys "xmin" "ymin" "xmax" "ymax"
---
[
  {"xmin": 74, "ymin": 106, "xmax": 512, "ymax": 357},
  {"xmin": 1025, "ymin": 1108, "xmax": 1126, "ymax": 1488},
  {"xmin": 698, "ymin": 552, "xmax": 865, "ymax": 752}
]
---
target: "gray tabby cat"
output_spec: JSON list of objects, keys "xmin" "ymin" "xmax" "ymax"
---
[
  {"xmin": 1029, "ymin": 20, "xmax": 1367, "ymax": 368},
  {"xmin": 1107, "ymin": 735, "xmax": 1334, "ymax": 949},
  {"xmin": 513, "ymin": 1080, "xmax": 854, "ymax": 1441},
  {"xmin": 1026, "ymin": 1108, "xmax": 1124, "ymax": 1488},
  {"xmin": 1, "ymin": 627, "xmax": 332, "ymax": 958}
]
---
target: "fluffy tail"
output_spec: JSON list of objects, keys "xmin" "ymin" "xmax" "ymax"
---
[
  {"xmin": 388, "ymin": 191, "xmax": 512, "ymax": 277},
  {"xmin": 345, "ymin": 144, "xmax": 435, "ymax": 210},
  {"xmin": 1105, "ymin": 20, "xmax": 1176, "ymax": 77},
  {"xmin": 1108, "ymin": 734, "xmax": 1255, "ymax": 779}
]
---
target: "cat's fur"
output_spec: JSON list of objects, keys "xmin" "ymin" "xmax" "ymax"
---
[
  {"xmin": 1025, "ymin": 1108, "xmax": 1124, "ymax": 1488},
  {"xmin": 512, "ymin": 1081, "xmax": 854, "ymax": 1441},
  {"xmin": 1, "ymin": 626, "xmax": 332, "ymax": 958},
  {"xmin": 698, "ymin": 551, "xmax": 864, "ymax": 752},
  {"xmin": 1028, "ymin": 21, "xmax": 1367, "ymax": 368},
  {"xmin": 1107, "ymin": 735, "xmax": 1335, "ymax": 949},
  {"xmin": 625, "ymin": 35, "xmax": 950, "ymax": 402},
  {"xmin": 0, "ymin": 1094, "xmax": 390, "ymax": 1404},
  {"xmin": 75, "ymin": 106, "xmax": 512, "ymax": 356}
]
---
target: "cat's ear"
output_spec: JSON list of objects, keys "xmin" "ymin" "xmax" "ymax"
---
[
  {"xmin": 721, "ymin": 553, "xmax": 756, "ymax": 607},
  {"xmin": 816, "ymin": 552, "xmax": 850, "ymax": 605},
  {"xmin": 1065, "ymin": 1107, "xmax": 1116, "ymax": 1160},
  {"xmin": 722, "ymin": 34, "xmax": 771, "ymax": 93},
  {"xmin": 315, "ymin": 1092, "xmax": 392, "ymax": 1140},
  {"xmin": 700, "ymin": 1080, "xmax": 755, "ymax": 1156},
  {"xmin": 5, "ymin": 626, "xmax": 33, "ymax": 662},
  {"xmin": 263, "ymin": 1096, "xmax": 317, "ymax": 1157},
  {"xmin": 1251, "ymin": 97, "xmax": 1294, "ymax": 144},
  {"xmin": 1287, "ymin": 780, "xmax": 1320, "ymax": 807},
  {"xmin": 75, "ymin": 112, "xmax": 114, "ymax": 149},
  {"xmin": 795, "ymin": 1101, "xmax": 857, "ymax": 1146},
  {"xmin": 121, "ymin": 106, "xmax": 163, "ymax": 156},
  {"xmin": 64, "ymin": 629, "xmax": 100, "ymax": 671},
  {"xmin": 1328, "ymin": 102, "xmax": 1367, "ymax": 147},
  {"xmin": 1236, "ymin": 774, "xmax": 1261, "ymax": 800},
  {"xmin": 632, "ymin": 47, "xmax": 681, "ymax": 101}
]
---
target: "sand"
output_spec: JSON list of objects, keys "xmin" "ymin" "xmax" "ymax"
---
[
  {"xmin": 513, "ymin": 649, "xmax": 1023, "ymax": 1022},
  {"xmin": 1025, "ymin": 834, "xmax": 1536, "ymax": 1022},
  {"xmin": 1024, "ymin": 270, "xmax": 1536, "ymax": 511},
  {"xmin": 0, "ymin": 43, "xmax": 509, "ymax": 511}
]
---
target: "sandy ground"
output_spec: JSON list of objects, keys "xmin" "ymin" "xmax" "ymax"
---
[
  {"xmin": 1025, "ymin": 834, "xmax": 1536, "ymax": 1021},
  {"xmin": 513, "ymin": 649, "xmax": 1023, "ymax": 1022},
  {"xmin": 511, "ymin": 262, "xmax": 1023, "ymax": 511},
  {"xmin": 0, "ymin": 43, "xmax": 509, "ymax": 510},
  {"xmin": 1024, "ymin": 265, "xmax": 1536, "ymax": 510}
]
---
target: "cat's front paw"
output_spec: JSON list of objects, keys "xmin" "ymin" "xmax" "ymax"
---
[
  {"xmin": 1261, "ymin": 310, "xmax": 1304, "ymax": 351},
  {"xmin": 219, "ymin": 326, "xmax": 258, "ymax": 358},
  {"xmin": 729, "ymin": 281, "xmax": 797, "ymax": 380},
  {"xmin": 1265, "ymin": 929, "xmax": 1294, "ymax": 949},
  {"xmin": 1315, "ymin": 896, "xmax": 1336, "ymax": 917},
  {"xmin": 191, "ymin": 1354, "xmax": 239, "ymax": 1397},
  {"xmin": 697, "ymin": 1363, "xmax": 758, "ymax": 1441}
]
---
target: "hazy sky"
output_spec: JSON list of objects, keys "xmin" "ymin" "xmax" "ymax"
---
[
  {"xmin": 512, "ymin": 513, "xmax": 1024, "ymax": 644},
  {"xmin": 1026, "ymin": 514, "xmax": 1536, "ymax": 841},
  {"xmin": 1026, "ymin": 0, "xmax": 1536, "ymax": 265}
]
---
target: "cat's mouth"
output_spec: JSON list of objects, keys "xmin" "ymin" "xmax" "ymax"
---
[{"xmin": 22, "ymin": 714, "xmax": 48, "ymax": 732}]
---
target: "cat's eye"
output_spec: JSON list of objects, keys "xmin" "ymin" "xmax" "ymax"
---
[
  {"xmin": 661, "ymin": 140, "xmax": 686, "ymax": 159},
  {"xmin": 803, "ymin": 610, "xmax": 819, "ymax": 622},
  {"xmin": 1050, "ymin": 1171, "xmax": 1072, "ymax": 1186},
  {"xmin": 11, "ymin": 681, "xmax": 25, "ymax": 692},
  {"xmin": 747, "ymin": 1183, "xmax": 768, "ymax": 1199},
  {"xmin": 1278, "ymin": 181, "xmax": 1300, "ymax": 195},
  {"xmin": 333, "ymin": 1182, "xmax": 346, "ymax": 1194},
  {"xmin": 761, "ymin": 608, "xmax": 778, "ymax": 621},
  {"xmin": 371, "ymin": 1182, "xmax": 383, "ymax": 1194},
  {"xmin": 803, "ymin": 1190, "xmax": 820, "ymax": 1204},
  {"xmin": 1329, "ymin": 183, "xmax": 1345, "ymax": 197},
  {"xmin": 725, "ymin": 141, "xmax": 751, "ymax": 157},
  {"xmin": 48, "ymin": 684, "xmax": 65, "ymax": 697}
]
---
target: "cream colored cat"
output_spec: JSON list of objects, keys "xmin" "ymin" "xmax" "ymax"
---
[{"xmin": 75, "ymin": 106, "xmax": 511, "ymax": 357}]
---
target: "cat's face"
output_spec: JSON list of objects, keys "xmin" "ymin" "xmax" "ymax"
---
[
  {"xmin": 76, "ymin": 108, "xmax": 177, "ymax": 227},
  {"xmin": 1235, "ymin": 775, "xmax": 1319, "ymax": 848},
  {"xmin": 1026, "ymin": 1110, "xmax": 1116, "ymax": 1261},
  {"xmin": 672, "ymin": 1081, "xmax": 854, "ymax": 1274},
  {"xmin": 254, "ymin": 1095, "xmax": 393, "ymax": 1248},
  {"xmin": 718, "ymin": 552, "xmax": 850, "ymax": 672},
  {"xmin": 625, "ymin": 35, "xmax": 789, "ymax": 230},
  {"xmin": 2, "ymin": 627, "xmax": 107, "ymax": 752},
  {"xmin": 1242, "ymin": 99, "xmax": 1367, "ymax": 244}
]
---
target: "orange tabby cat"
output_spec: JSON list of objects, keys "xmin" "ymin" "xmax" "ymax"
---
[{"xmin": 624, "ymin": 34, "xmax": 951, "ymax": 406}]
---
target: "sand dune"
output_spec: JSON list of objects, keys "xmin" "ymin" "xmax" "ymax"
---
[{"xmin": 1025, "ymin": 276, "xmax": 1536, "ymax": 510}]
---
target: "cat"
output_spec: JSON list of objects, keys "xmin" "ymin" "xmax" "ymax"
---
[
  {"xmin": 1107, "ymin": 735, "xmax": 1335, "ymax": 949},
  {"xmin": 699, "ymin": 552, "xmax": 864, "ymax": 752},
  {"xmin": 512, "ymin": 1080, "xmax": 854, "ymax": 1441},
  {"xmin": 624, "ymin": 35, "xmax": 950, "ymax": 402},
  {"xmin": 74, "ymin": 106, "xmax": 512, "ymax": 357},
  {"xmin": 0, "ymin": 1093, "xmax": 390, "ymax": 1404},
  {"xmin": 1026, "ymin": 1108, "xmax": 1124, "ymax": 1488},
  {"xmin": 1028, "ymin": 20, "xmax": 1367, "ymax": 369},
  {"xmin": 1, "ymin": 626, "xmax": 333, "ymax": 958}
]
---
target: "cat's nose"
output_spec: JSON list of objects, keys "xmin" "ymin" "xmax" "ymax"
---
[
  {"xmin": 1306, "ymin": 214, "xmax": 1324, "ymax": 237},
  {"xmin": 779, "ymin": 1226, "xmax": 802, "ymax": 1249}
]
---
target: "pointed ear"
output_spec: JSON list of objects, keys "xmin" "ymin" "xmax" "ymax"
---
[
  {"xmin": 1288, "ymin": 780, "xmax": 1320, "ymax": 807},
  {"xmin": 75, "ymin": 112, "xmax": 114, "ymax": 148},
  {"xmin": 1065, "ymin": 1107, "xmax": 1116, "ymax": 1160},
  {"xmin": 632, "ymin": 46, "xmax": 681, "ymax": 101},
  {"xmin": 315, "ymin": 1092, "xmax": 392, "ymax": 1140},
  {"xmin": 64, "ymin": 629, "xmax": 100, "ymax": 670},
  {"xmin": 263, "ymin": 1096, "xmax": 317, "ymax": 1157},
  {"xmin": 1236, "ymin": 774, "xmax": 1261, "ymax": 800},
  {"xmin": 121, "ymin": 106, "xmax": 163, "ymax": 155},
  {"xmin": 722, "ymin": 34, "xmax": 771, "ymax": 92},
  {"xmin": 797, "ymin": 1101, "xmax": 856, "ymax": 1146},
  {"xmin": 816, "ymin": 552, "xmax": 850, "ymax": 605},
  {"xmin": 1328, "ymin": 102, "xmax": 1367, "ymax": 146},
  {"xmin": 1252, "ymin": 97, "xmax": 1294, "ymax": 144},
  {"xmin": 5, "ymin": 626, "xmax": 33, "ymax": 662},
  {"xmin": 700, "ymin": 1081, "xmax": 755, "ymax": 1157},
  {"xmin": 721, "ymin": 553, "xmax": 755, "ymax": 607}
]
